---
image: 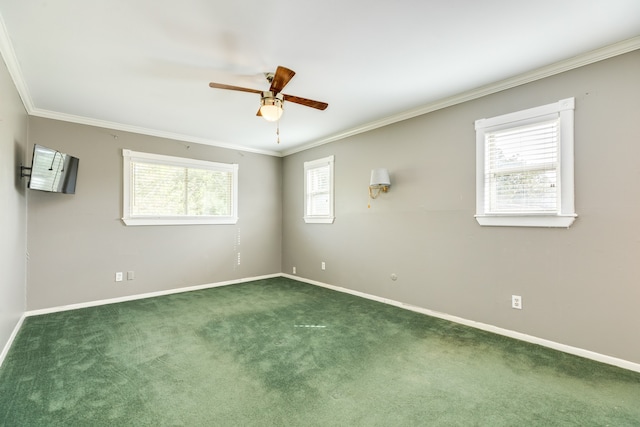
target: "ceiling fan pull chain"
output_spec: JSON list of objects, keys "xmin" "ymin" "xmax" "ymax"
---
[{"xmin": 276, "ymin": 120, "xmax": 280, "ymax": 144}]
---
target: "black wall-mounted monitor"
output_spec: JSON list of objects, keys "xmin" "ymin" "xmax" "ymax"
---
[{"xmin": 27, "ymin": 144, "xmax": 80, "ymax": 194}]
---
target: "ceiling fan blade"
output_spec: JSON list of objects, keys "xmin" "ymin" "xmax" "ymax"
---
[
  {"xmin": 209, "ymin": 82, "xmax": 262, "ymax": 94},
  {"xmin": 283, "ymin": 94, "xmax": 328, "ymax": 110},
  {"xmin": 269, "ymin": 66, "xmax": 296, "ymax": 93},
  {"xmin": 256, "ymin": 107, "xmax": 262, "ymax": 117}
]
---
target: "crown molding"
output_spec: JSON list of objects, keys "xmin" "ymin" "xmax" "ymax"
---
[
  {"xmin": 0, "ymin": 14, "xmax": 283, "ymax": 157},
  {"xmin": 0, "ymin": 12, "xmax": 34, "ymax": 112},
  {"xmin": 2, "ymin": 6, "xmax": 637, "ymax": 159},
  {"xmin": 30, "ymin": 108, "xmax": 283, "ymax": 157},
  {"xmin": 282, "ymin": 36, "xmax": 640, "ymax": 157}
]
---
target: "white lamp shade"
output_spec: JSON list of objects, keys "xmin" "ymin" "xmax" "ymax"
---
[
  {"xmin": 370, "ymin": 168, "xmax": 390, "ymax": 187},
  {"xmin": 260, "ymin": 92, "xmax": 284, "ymax": 122},
  {"xmin": 260, "ymin": 104, "xmax": 283, "ymax": 122}
]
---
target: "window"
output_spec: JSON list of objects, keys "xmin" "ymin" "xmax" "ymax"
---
[
  {"xmin": 304, "ymin": 155, "xmax": 335, "ymax": 224},
  {"xmin": 122, "ymin": 149, "xmax": 238, "ymax": 226},
  {"xmin": 475, "ymin": 98, "xmax": 576, "ymax": 227}
]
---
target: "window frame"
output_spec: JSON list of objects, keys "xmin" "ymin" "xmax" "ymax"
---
[
  {"xmin": 475, "ymin": 98, "xmax": 577, "ymax": 228},
  {"xmin": 122, "ymin": 149, "xmax": 238, "ymax": 226},
  {"xmin": 303, "ymin": 155, "xmax": 335, "ymax": 224}
]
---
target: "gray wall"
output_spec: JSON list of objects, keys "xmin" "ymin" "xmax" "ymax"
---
[
  {"xmin": 27, "ymin": 117, "xmax": 282, "ymax": 310},
  {"xmin": 0, "ymin": 54, "xmax": 28, "ymax": 352},
  {"xmin": 282, "ymin": 51, "xmax": 640, "ymax": 364}
]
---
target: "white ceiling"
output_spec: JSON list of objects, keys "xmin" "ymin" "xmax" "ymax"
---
[{"xmin": 1, "ymin": 1, "xmax": 639, "ymax": 156}]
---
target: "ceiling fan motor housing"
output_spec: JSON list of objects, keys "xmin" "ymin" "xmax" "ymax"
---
[{"xmin": 261, "ymin": 91, "xmax": 284, "ymax": 103}]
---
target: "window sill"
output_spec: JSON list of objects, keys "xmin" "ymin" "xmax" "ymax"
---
[
  {"xmin": 475, "ymin": 214, "xmax": 577, "ymax": 228},
  {"xmin": 122, "ymin": 217, "xmax": 238, "ymax": 226},
  {"xmin": 304, "ymin": 216, "xmax": 335, "ymax": 224}
]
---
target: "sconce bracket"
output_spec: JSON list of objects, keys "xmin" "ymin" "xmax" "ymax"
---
[
  {"xmin": 368, "ymin": 185, "xmax": 389, "ymax": 199},
  {"xmin": 20, "ymin": 165, "xmax": 32, "ymax": 178}
]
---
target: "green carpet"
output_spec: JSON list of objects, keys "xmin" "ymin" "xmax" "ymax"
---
[{"xmin": 1, "ymin": 277, "xmax": 639, "ymax": 426}]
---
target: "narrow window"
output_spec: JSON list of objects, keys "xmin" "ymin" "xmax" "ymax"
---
[{"xmin": 304, "ymin": 155, "xmax": 335, "ymax": 224}]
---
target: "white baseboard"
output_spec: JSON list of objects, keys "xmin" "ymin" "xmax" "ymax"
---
[
  {"xmin": 25, "ymin": 273, "xmax": 281, "ymax": 317},
  {"xmin": 283, "ymin": 274, "xmax": 640, "ymax": 374},
  {"xmin": 3, "ymin": 275, "xmax": 279, "ymax": 367},
  {"xmin": 0, "ymin": 313, "xmax": 26, "ymax": 368},
  {"xmin": 12, "ymin": 272, "xmax": 640, "ymax": 374}
]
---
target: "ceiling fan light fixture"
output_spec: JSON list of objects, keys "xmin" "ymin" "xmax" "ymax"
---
[{"xmin": 260, "ymin": 92, "xmax": 284, "ymax": 122}]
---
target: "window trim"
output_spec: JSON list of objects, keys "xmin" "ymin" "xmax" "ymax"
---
[
  {"xmin": 303, "ymin": 155, "xmax": 335, "ymax": 224},
  {"xmin": 475, "ymin": 98, "xmax": 577, "ymax": 228},
  {"xmin": 122, "ymin": 149, "xmax": 238, "ymax": 226}
]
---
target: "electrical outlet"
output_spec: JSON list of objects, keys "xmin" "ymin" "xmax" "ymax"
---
[
  {"xmin": 115, "ymin": 272, "xmax": 123, "ymax": 282},
  {"xmin": 127, "ymin": 271, "xmax": 135, "ymax": 280},
  {"xmin": 512, "ymin": 295, "xmax": 522, "ymax": 309},
  {"xmin": 321, "ymin": 262, "xmax": 326, "ymax": 270},
  {"xmin": 293, "ymin": 266, "xmax": 296, "ymax": 274}
]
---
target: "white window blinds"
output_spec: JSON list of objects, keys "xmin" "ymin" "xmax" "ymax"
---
[
  {"xmin": 485, "ymin": 119, "xmax": 559, "ymax": 214},
  {"xmin": 122, "ymin": 150, "xmax": 238, "ymax": 226},
  {"xmin": 131, "ymin": 162, "xmax": 233, "ymax": 217},
  {"xmin": 475, "ymin": 97, "xmax": 576, "ymax": 228},
  {"xmin": 304, "ymin": 155, "xmax": 335, "ymax": 224},
  {"xmin": 306, "ymin": 164, "xmax": 330, "ymax": 216}
]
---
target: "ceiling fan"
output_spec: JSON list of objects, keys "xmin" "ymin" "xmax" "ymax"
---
[{"xmin": 208, "ymin": 66, "xmax": 328, "ymax": 122}]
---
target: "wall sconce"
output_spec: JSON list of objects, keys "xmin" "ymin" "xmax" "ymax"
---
[{"xmin": 368, "ymin": 168, "xmax": 390, "ymax": 208}]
